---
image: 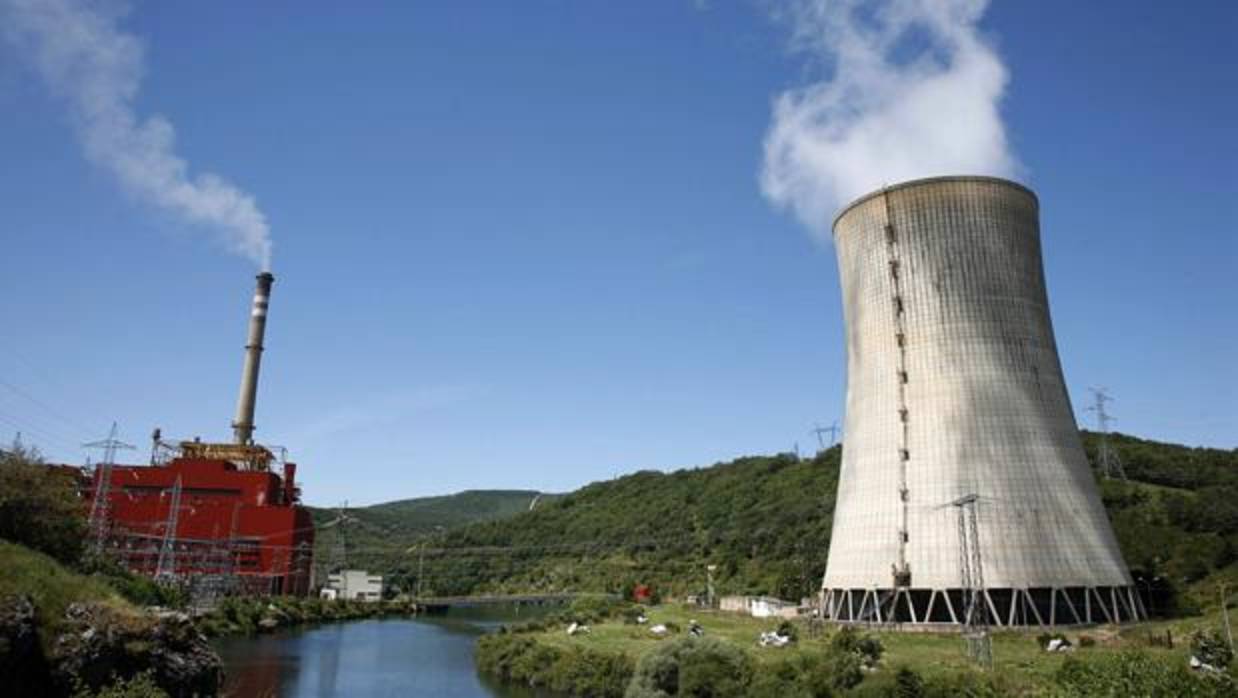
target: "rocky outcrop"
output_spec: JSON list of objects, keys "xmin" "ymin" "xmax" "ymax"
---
[{"xmin": 47, "ymin": 602, "xmax": 222, "ymax": 697}]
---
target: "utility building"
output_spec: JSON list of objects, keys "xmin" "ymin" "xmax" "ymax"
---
[
  {"xmin": 821, "ymin": 177, "xmax": 1140, "ymax": 628},
  {"xmin": 323, "ymin": 570, "xmax": 384, "ymax": 602},
  {"xmin": 82, "ymin": 272, "xmax": 316, "ymax": 597}
]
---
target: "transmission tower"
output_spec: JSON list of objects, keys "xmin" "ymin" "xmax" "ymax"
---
[
  {"xmin": 1087, "ymin": 387, "xmax": 1127, "ymax": 480},
  {"xmin": 224, "ymin": 502, "xmax": 241, "ymax": 576},
  {"xmin": 810, "ymin": 421, "xmax": 841, "ymax": 450},
  {"xmin": 952, "ymin": 494, "xmax": 992, "ymax": 667},
  {"xmin": 331, "ymin": 501, "xmax": 349, "ymax": 574},
  {"xmin": 83, "ymin": 423, "xmax": 135, "ymax": 553},
  {"xmin": 155, "ymin": 476, "xmax": 184, "ymax": 583}
]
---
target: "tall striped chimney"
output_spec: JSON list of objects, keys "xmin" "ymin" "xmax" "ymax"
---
[{"xmin": 232, "ymin": 272, "xmax": 274, "ymax": 444}]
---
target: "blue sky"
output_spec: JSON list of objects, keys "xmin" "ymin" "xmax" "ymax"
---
[{"xmin": 1, "ymin": 1, "xmax": 1234, "ymax": 506}]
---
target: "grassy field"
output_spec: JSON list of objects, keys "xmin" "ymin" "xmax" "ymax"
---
[{"xmin": 526, "ymin": 603, "xmax": 1224, "ymax": 691}]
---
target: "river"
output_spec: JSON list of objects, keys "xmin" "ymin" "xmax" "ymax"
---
[{"xmin": 213, "ymin": 606, "xmax": 550, "ymax": 697}]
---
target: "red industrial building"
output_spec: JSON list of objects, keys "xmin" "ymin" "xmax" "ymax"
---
[
  {"xmin": 78, "ymin": 272, "xmax": 316, "ymax": 597},
  {"xmin": 86, "ymin": 442, "xmax": 315, "ymax": 596}
]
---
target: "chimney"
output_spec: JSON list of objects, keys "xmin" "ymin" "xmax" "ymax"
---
[{"xmin": 232, "ymin": 272, "xmax": 274, "ymax": 444}]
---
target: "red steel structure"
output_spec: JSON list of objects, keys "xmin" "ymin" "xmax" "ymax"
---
[{"xmin": 84, "ymin": 446, "xmax": 315, "ymax": 596}]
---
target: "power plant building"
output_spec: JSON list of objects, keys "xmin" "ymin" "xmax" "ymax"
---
[
  {"xmin": 821, "ymin": 176, "xmax": 1141, "ymax": 628},
  {"xmin": 81, "ymin": 273, "xmax": 316, "ymax": 597}
]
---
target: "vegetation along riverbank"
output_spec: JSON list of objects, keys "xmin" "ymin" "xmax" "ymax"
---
[
  {"xmin": 476, "ymin": 597, "xmax": 1237, "ymax": 697},
  {"xmin": 0, "ymin": 448, "xmax": 424, "ymax": 697}
]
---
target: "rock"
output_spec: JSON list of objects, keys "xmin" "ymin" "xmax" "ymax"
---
[
  {"xmin": 258, "ymin": 617, "xmax": 281, "ymax": 631},
  {"xmin": 51, "ymin": 602, "xmax": 223, "ymax": 697}
]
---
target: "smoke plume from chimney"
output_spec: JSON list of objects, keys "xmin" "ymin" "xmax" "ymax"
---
[
  {"xmin": 761, "ymin": 0, "xmax": 1021, "ymax": 239},
  {"xmin": 0, "ymin": 0, "xmax": 273, "ymax": 269}
]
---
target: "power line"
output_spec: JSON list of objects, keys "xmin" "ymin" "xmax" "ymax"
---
[
  {"xmin": 0, "ymin": 344, "xmax": 111, "ymax": 432},
  {"xmin": 0, "ymin": 410, "xmax": 83, "ymax": 454},
  {"xmin": 0, "ymin": 376, "xmax": 101, "ymax": 438}
]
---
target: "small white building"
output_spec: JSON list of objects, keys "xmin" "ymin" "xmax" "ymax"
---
[
  {"xmin": 323, "ymin": 569, "xmax": 383, "ymax": 602},
  {"xmin": 719, "ymin": 595, "xmax": 798, "ymax": 618}
]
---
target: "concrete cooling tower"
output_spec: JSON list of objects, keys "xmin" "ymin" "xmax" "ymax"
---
[{"xmin": 821, "ymin": 176, "xmax": 1141, "ymax": 628}]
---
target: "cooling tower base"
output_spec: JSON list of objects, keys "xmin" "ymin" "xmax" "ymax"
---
[{"xmin": 821, "ymin": 585, "xmax": 1145, "ymax": 629}]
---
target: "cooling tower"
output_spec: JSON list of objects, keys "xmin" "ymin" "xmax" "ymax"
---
[{"xmin": 821, "ymin": 176, "xmax": 1141, "ymax": 628}]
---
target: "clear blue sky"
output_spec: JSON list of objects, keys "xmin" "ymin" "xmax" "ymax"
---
[{"xmin": 1, "ymin": 2, "xmax": 1234, "ymax": 506}]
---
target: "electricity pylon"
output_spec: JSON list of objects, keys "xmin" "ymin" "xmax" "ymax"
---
[{"xmin": 84, "ymin": 423, "xmax": 135, "ymax": 553}]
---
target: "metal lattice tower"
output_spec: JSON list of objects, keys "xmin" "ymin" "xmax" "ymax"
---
[
  {"xmin": 953, "ymin": 495, "xmax": 992, "ymax": 667},
  {"xmin": 224, "ymin": 502, "xmax": 241, "ymax": 578},
  {"xmin": 1087, "ymin": 388, "xmax": 1127, "ymax": 480},
  {"xmin": 327, "ymin": 501, "xmax": 349, "ymax": 575},
  {"xmin": 83, "ymin": 423, "xmax": 135, "ymax": 553},
  {"xmin": 155, "ymin": 476, "xmax": 184, "ymax": 583},
  {"xmin": 810, "ymin": 421, "xmax": 841, "ymax": 451}
]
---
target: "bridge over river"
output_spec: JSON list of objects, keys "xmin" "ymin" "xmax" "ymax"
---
[{"xmin": 410, "ymin": 592, "xmax": 617, "ymax": 611}]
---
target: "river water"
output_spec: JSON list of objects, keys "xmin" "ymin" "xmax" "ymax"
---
[{"xmin": 213, "ymin": 607, "xmax": 548, "ymax": 698}]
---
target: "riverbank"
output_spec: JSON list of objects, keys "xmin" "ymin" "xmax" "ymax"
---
[
  {"xmin": 0, "ymin": 540, "xmax": 222, "ymax": 697},
  {"xmin": 0, "ymin": 539, "xmax": 431, "ymax": 696},
  {"xmin": 197, "ymin": 596, "xmax": 420, "ymax": 638},
  {"xmin": 476, "ymin": 599, "xmax": 1238, "ymax": 697}
]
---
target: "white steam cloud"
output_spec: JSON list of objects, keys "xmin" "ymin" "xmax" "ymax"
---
[
  {"xmin": 1, "ymin": 0, "xmax": 272, "ymax": 269},
  {"xmin": 761, "ymin": 0, "xmax": 1021, "ymax": 236}
]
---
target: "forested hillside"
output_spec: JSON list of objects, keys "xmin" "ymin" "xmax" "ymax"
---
[
  {"xmin": 399, "ymin": 432, "xmax": 1236, "ymax": 613},
  {"xmin": 307, "ymin": 490, "xmax": 556, "ymax": 580}
]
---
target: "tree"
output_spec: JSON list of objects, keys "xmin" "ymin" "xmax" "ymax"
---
[{"xmin": 0, "ymin": 446, "xmax": 87, "ymax": 565}]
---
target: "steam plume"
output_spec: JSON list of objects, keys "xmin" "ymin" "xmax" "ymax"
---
[
  {"xmin": 1, "ymin": 0, "xmax": 272, "ymax": 269},
  {"xmin": 761, "ymin": 0, "xmax": 1020, "ymax": 237}
]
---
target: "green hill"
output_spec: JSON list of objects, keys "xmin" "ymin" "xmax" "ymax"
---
[
  {"xmin": 408, "ymin": 432, "xmax": 1236, "ymax": 614},
  {"xmin": 307, "ymin": 489, "xmax": 559, "ymax": 582}
]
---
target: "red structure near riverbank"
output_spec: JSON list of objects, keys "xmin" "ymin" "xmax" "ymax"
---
[{"xmin": 83, "ymin": 442, "xmax": 315, "ymax": 596}]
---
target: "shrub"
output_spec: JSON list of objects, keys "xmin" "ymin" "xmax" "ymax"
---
[
  {"xmin": 776, "ymin": 619, "xmax": 799, "ymax": 643},
  {"xmin": 569, "ymin": 595, "xmax": 631, "ymax": 624},
  {"xmin": 476, "ymin": 634, "xmax": 633, "ymax": 698},
  {"xmin": 622, "ymin": 606, "xmax": 646, "ymax": 624},
  {"xmin": 1054, "ymin": 650, "xmax": 1234, "ymax": 698},
  {"xmin": 77, "ymin": 552, "xmax": 184, "ymax": 608},
  {"xmin": 893, "ymin": 666, "xmax": 925, "ymax": 697},
  {"xmin": 920, "ymin": 670, "xmax": 1006, "ymax": 698},
  {"xmin": 752, "ymin": 647, "xmax": 863, "ymax": 695},
  {"xmin": 746, "ymin": 659, "xmax": 814, "ymax": 698},
  {"xmin": 829, "ymin": 626, "xmax": 883, "ymax": 666},
  {"xmin": 626, "ymin": 637, "xmax": 754, "ymax": 698},
  {"xmin": 72, "ymin": 671, "xmax": 168, "ymax": 698},
  {"xmin": 1191, "ymin": 629, "xmax": 1234, "ymax": 669}
]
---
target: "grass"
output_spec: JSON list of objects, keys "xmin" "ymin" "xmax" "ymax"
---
[
  {"xmin": 0, "ymin": 539, "xmax": 133, "ymax": 634},
  {"xmin": 526, "ymin": 603, "xmax": 1226, "ymax": 691}
]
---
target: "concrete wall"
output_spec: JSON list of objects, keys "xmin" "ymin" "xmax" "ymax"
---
[{"xmin": 823, "ymin": 177, "xmax": 1132, "ymax": 595}]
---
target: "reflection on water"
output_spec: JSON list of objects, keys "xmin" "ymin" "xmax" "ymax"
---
[{"xmin": 213, "ymin": 605, "xmax": 551, "ymax": 698}]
